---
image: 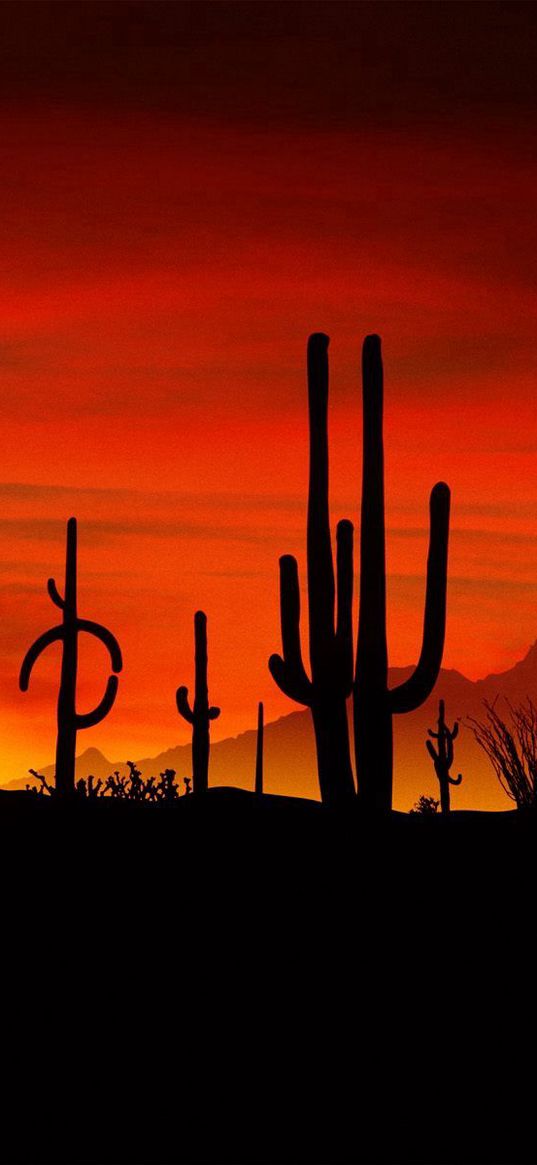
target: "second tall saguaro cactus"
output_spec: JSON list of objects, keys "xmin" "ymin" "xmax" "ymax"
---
[
  {"xmin": 176, "ymin": 610, "xmax": 220, "ymax": 794},
  {"xmin": 354, "ymin": 335, "xmax": 451, "ymax": 811},
  {"xmin": 19, "ymin": 517, "xmax": 123, "ymax": 796},
  {"xmin": 269, "ymin": 333, "xmax": 356, "ymax": 805}
]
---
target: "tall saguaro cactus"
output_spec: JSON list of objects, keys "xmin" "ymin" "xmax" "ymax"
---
[
  {"xmin": 269, "ymin": 333, "xmax": 356, "ymax": 805},
  {"xmin": 19, "ymin": 517, "xmax": 123, "ymax": 796},
  {"xmin": 426, "ymin": 699, "xmax": 462, "ymax": 814},
  {"xmin": 354, "ymin": 335, "xmax": 451, "ymax": 811},
  {"xmin": 176, "ymin": 610, "xmax": 220, "ymax": 794}
]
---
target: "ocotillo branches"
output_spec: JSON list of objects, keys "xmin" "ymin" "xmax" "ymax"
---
[
  {"xmin": 269, "ymin": 333, "xmax": 356, "ymax": 805},
  {"xmin": 19, "ymin": 517, "xmax": 123, "ymax": 796},
  {"xmin": 176, "ymin": 610, "xmax": 220, "ymax": 794},
  {"xmin": 354, "ymin": 335, "xmax": 451, "ymax": 811},
  {"xmin": 426, "ymin": 698, "xmax": 462, "ymax": 815}
]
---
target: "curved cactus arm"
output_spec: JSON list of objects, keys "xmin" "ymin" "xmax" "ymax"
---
[
  {"xmin": 335, "ymin": 519, "xmax": 354, "ymax": 692},
  {"xmin": 269, "ymin": 653, "xmax": 313, "ymax": 704},
  {"xmin": 208, "ymin": 706, "xmax": 220, "ymax": 720},
  {"xmin": 269, "ymin": 555, "xmax": 313, "ymax": 704},
  {"xmin": 427, "ymin": 729, "xmax": 439, "ymax": 739},
  {"xmin": 47, "ymin": 578, "xmax": 65, "ymax": 609},
  {"xmin": 75, "ymin": 675, "xmax": 119, "ymax": 729},
  {"xmin": 19, "ymin": 626, "xmax": 63, "ymax": 691},
  {"xmin": 450, "ymin": 721, "xmax": 460, "ymax": 740},
  {"xmin": 77, "ymin": 619, "xmax": 123, "ymax": 673},
  {"xmin": 449, "ymin": 772, "xmax": 463, "ymax": 786},
  {"xmin": 426, "ymin": 739, "xmax": 438, "ymax": 762},
  {"xmin": 389, "ymin": 482, "xmax": 450, "ymax": 715},
  {"xmin": 176, "ymin": 685, "xmax": 194, "ymax": 724}
]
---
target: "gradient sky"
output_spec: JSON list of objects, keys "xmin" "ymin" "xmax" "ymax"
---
[{"xmin": 1, "ymin": 1, "xmax": 537, "ymax": 778}]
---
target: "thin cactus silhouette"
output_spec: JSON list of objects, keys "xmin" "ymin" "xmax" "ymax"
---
[
  {"xmin": 176, "ymin": 610, "xmax": 220, "ymax": 793},
  {"xmin": 354, "ymin": 335, "xmax": 451, "ymax": 811},
  {"xmin": 255, "ymin": 701, "xmax": 264, "ymax": 796},
  {"xmin": 426, "ymin": 699, "xmax": 462, "ymax": 814},
  {"xmin": 269, "ymin": 334, "xmax": 355, "ymax": 805},
  {"xmin": 19, "ymin": 518, "xmax": 123, "ymax": 796}
]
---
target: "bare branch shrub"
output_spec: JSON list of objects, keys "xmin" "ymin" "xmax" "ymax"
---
[{"xmin": 468, "ymin": 698, "xmax": 537, "ymax": 808}]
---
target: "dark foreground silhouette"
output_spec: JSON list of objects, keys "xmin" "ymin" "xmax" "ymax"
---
[{"xmin": 1, "ymin": 788, "xmax": 535, "ymax": 1165}]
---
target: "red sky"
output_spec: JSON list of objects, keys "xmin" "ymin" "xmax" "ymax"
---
[{"xmin": 1, "ymin": 1, "xmax": 537, "ymax": 779}]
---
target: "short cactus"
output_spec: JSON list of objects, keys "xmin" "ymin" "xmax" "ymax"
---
[
  {"xmin": 176, "ymin": 611, "xmax": 220, "ymax": 794},
  {"xmin": 19, "ymin": 517, "xmax": 123, "ymax": 796},
  {"xmin": 426, "ymin": 699, "xmax": 462, "ymax": 814}
]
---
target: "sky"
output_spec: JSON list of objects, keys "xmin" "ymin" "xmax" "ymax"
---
[{"xmin": 1, "ymin": 1, "xmax": 537, "ymax": 778}]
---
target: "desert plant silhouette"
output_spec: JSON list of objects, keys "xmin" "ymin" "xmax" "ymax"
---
[
  {"xmin": 176, "ymin": 610, "xmax": 220, "ymax": 793},
  {"xmin": 269, "ymin": 333, "xmax": 355, "ymax": 805},
  {"xmin": 19, "ymin": 517, "xmax": 123, "ymax": 796},
  {"xmin": 469, "ymin": 697, "xmax": 537, "ymax": 809},
  {"xmin": 426, "ymin": 699, "xmax": 462, "ymax": 814},
  {"xmin": 255, "ymin": 700, "xmax": 264, "ymax": 795},
  {"xmin": 354, "ymin": 335, "xmax": 451, "ymax": 811},
  {"xmin": 410, "ymin": 794, "xmax": 439, "ymax": 815}
]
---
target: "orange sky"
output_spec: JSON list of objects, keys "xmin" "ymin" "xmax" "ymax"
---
[{"xmin": 1, "ymin": 2, "xmax": 537, "ymax": 778}]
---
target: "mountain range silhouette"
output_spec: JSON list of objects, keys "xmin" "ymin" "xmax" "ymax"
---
[{"xmin": 10, "ymin": 641, "xmax": 537, "ymax": 811}]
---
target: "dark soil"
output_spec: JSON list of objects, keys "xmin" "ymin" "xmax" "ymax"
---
[{"xmin": 0, "ymin": 788, "xmax": 533, "ymax": 1164}]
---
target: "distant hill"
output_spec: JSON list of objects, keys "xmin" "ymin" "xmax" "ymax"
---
[{"xmin": 6, "ymin": 643, "xmax": 537, "ymax": 809}]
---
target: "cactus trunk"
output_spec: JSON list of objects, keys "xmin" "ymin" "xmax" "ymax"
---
[
  {"xmin": 306, "ymin": 337, "xmax": 355, "ymax": 804},
  {"xmin": 311, "ymin": 698, "xmax": 355, "ymax": 805},
  {"xmin": 439, "ymin": 769, "xmax": 450, "ymax": 815},
  {"xmin": 269, "ymin": 334, "xmax": 356, "ymax": 805},
  {"xmin": 354, "ymin": 336, "xmax": 451, "ymax": 811},
  {"xmin": 193, "ymin": 611, "xmax": 210, "ymax": 793},
  {"xmin": 355, "ymin": 337, "xmax": 391, "ymax": 810},
  {"xmin": 55, "ymin": 518, "xmax": 78, "ymax": 795}
]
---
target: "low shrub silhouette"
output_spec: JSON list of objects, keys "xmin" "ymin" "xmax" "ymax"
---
[
  {"xmin": 410, "ymin": 795, "xmax": 440, "ymax": 815},
  {"xmin": 26, "ymin": 768, "xmax": 55, "ymax": 796},
  {"xmin": 25, "ymin": 763, "xmax": 189, "ymax": 802},
  {"xmin": 76, "ymin": 774, "xmax": 103, "ymax": 798}
]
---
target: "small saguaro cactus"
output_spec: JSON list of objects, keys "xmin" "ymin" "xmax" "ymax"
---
[
  {"xmin": 255, "ymin": 701, "xmax": 264, "ymax": 796},
  {"xmin": 176, "ymin": 610, "xmax": 220, "ymax": 794},
  {"xmin": 19, "ymin": 517, "xmax": 123, "ymax": 796},
  {"xmin": 354, "ymin": 335, "xmax": 451, "ymax": 811},
  {"xmin": 426, "ymin": 699, "xmax": 462, "ymax": 815},
  {"xmin": 269, "ymin": 333, "xmax": 356, "ymax": 805}
]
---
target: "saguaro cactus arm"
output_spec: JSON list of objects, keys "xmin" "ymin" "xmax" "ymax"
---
[
  {"xmin": 208, "ymin": 706, "xmax": 221, "ymax": 720},
  {"xmin": 335, "ymin": 518, "xmax": 354, "ymax": 691},
  {"xmin": 19, "ymin": 626, "xmax": 63, "ymax": 691},
  {"xmin": 450, "ymin": 773, "xmax": 463, "ymax": 786},
  {"xmin": 389, "ymin": 481, "xmax": 450, "ymax": 715},
  {"xmin": 77, "ymin": 619, "xmax": 123, "ymax": 673},
  {"xmin": 425, "ymin": 739, "xmax": 438, "ymax": 764},
  {"xmin": 176, "ymin": 685, "xmax": 194, "ymax": 723},
  {"xmin": 75, "ymin": 674, "xmax": 119, "ymax": 729},
  {"xmin": 47, "ymin": 578, "xmax": 65, "ymax": 609},
  {"xmin": 269, "ymin": 554, "xmax": 313, "ymax": 705}
]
